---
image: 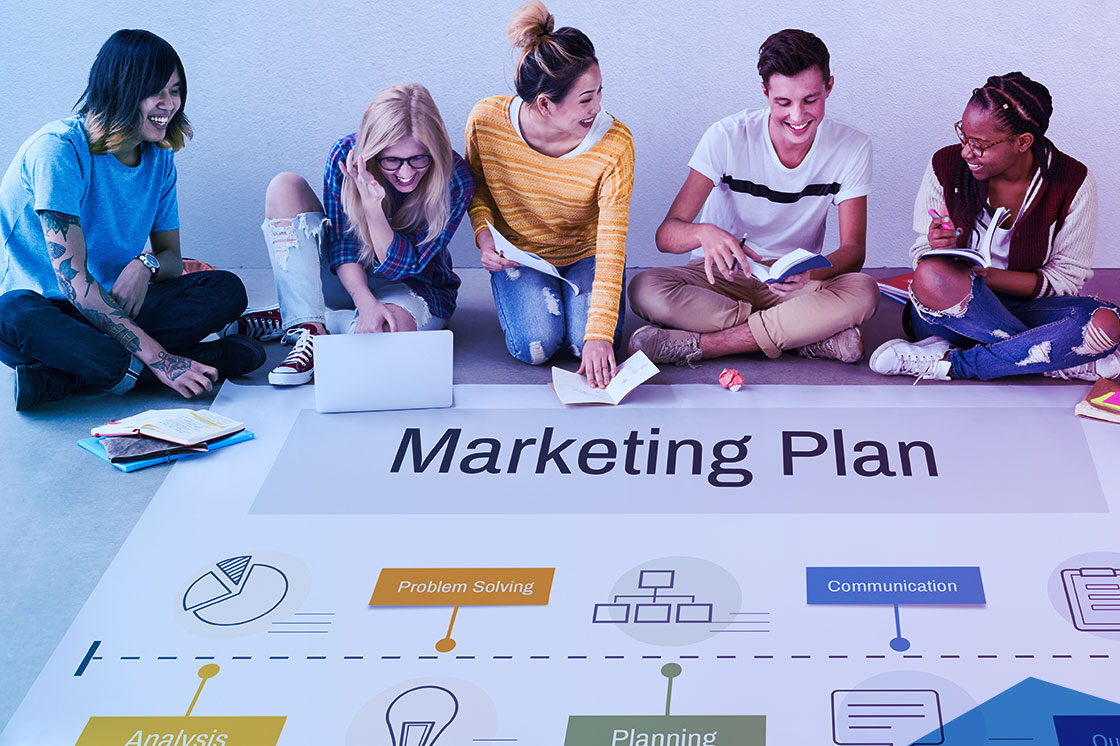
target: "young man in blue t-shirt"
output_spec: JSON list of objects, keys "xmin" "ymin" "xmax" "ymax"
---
[{"xmin": 0, "ymin": 30, "xmax": 263, "ymax": 410}]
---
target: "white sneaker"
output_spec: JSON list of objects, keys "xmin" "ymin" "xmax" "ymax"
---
[
  {"xmin": 268, "ymin": 326, "xmax": 317, "ymax": 386},
  {"xmin": 1043, "ymin": 350, "xmax": 1120, "ymax": 381},
  {"xmin": 869, "ymin": 336, "xmax": 953, "ymax": 382}
]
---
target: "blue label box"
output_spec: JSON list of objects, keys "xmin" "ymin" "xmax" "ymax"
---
[
  {"xmin": 806, "ymin": 566, "xmax": 986, "ymax": 605},
  {"xmin": 1054, "ymin": 715, "xmax": 1120, "ymax": 745}
]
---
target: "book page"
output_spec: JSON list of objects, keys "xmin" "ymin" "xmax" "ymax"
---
[
  {"xmin": 551, "ymin": 351, "xmax": 659, "ymax": 405},
  {"xmin": 487, "ymin": 221, "xmax": 580, "ymax": 295},
  {"xmin": 144, "ymin": 410, "xmax": 242, "ymax": 444}
]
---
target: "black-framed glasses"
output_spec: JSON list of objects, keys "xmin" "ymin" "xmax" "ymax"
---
[
  {"xmin": 376, "ymin": 154, "xmax": 432, "ymax": 171},
  {"xmin": 955, "ymin": 121, "xmax": 1018, "ymax": 156}
]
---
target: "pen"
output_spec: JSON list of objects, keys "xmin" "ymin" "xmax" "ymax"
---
[{"xmin": 927, "ymin": 208, "xmax": 954, "ymax": 230}]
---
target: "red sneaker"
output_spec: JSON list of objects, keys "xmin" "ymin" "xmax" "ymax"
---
[
  {"xmin": 222, "ymin": 306, "xmax": 284, "ymax": 342},
  {"xmin": 268, "ymin": 326, "xmax": 319, "ymax": 386}
]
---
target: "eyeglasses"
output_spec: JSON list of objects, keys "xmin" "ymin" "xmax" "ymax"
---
[
  {"xmin": 376, "ymin": 154, "xmax": 432, "ymax": 171},
  {"xmin": 954, "ymin": 121, "xmax": 1018, "ymax": 156}
]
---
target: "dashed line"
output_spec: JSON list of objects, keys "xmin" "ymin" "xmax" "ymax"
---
[{"xmin": 82, "ymin": 652, "xmax": 1113, "ymax": 664}]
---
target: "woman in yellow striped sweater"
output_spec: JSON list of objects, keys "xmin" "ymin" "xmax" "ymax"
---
[{"xmin": 465, "ymin": 0, "xmax": 635, "ymax": 388}]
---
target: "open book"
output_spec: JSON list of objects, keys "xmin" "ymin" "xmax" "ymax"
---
[
  {"xmin": 486, "ymin": 221, "xmax": 580, "ymax": 295},
  {"xmin": 751, "ymin": 249, "xmax": 832, "ymax": 284},
  {"xmin": 922, "ymin": 206, "xmax": 1009, "ymax": 267},
  {"xmin": 550, "ymin": 350, "xmax": 659, "ymax": 405},
  {"xmin": 91, "ymin": 408, "xmax": 244, "ymax": 446}
]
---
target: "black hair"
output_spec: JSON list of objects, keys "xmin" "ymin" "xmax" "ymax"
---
[
  {"xmin": 952, "ymin": 72, "xmax": 1056, "ymax": 243},
  {"xmin": 757, "ymin": 29, "xmax": 831, "ymax": 89},
  {"xmin": 509, "ymin": 1, "xmax": 598, "ymax": 105},
  {"xmin": 75, "ymin": 29, "xmax": 192, "ymax": 153}
]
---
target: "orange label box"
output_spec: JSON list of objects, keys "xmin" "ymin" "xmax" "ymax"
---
[
  {"xmin": 370, "ymin": 568, "xmax": 555, "ymax": 606},
  {"xmin": 76, "ymin": 716, "xmax": 285, "ymax": 745}
]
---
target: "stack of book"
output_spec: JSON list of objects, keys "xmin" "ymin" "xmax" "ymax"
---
[
  {"xmin": 877, "ymin": 272, "xmax": 913, "ymax": 305},
  {"xmin": 78, "ymin": 408, "xmax": 253, "ymax": 472},
  {"xmin": 1074, "ymin": 378, "xmax": 1120, "ymax": 424}
]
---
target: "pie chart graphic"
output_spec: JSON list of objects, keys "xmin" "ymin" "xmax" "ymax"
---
[{"xmin": 183, "ymin": 555, "xmax": 289, "ymax": 626}]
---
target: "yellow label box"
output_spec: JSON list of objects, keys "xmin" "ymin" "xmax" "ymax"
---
[
  {"xmin": 76, "ymin": 716, "xmax": 285, "ymax": 745},
  {"xmin": 370, "ymin": 568, "xmax": 555, "ymax": 606}
]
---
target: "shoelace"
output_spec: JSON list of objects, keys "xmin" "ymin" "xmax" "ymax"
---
[
  {"xmin": 242, "ymin": 308, "xmax": 282, "ymax": 337},
  {"xmin": 279, "ymin": 330, "xmax": 314, "ymax": 369}
]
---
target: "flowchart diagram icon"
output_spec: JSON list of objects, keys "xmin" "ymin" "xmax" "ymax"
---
[{"xmin": 182, "ymin": 555, "xmax": 289, "ymax": 626}]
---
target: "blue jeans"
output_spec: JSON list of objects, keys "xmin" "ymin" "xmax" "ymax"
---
[
  {"xmin": 910, "ymin": 273, "xmax": 1119, "ymax": 380},
  {"xmin": 490, "ymin": 255, "xmax": 625, "ymax": 365},
  {"xmin": 0, "ymin": 270, "xmax": 248, "ymax": 392}
]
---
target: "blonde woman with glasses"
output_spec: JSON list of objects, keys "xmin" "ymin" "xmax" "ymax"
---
[{"xmin": 229, "ymin": 83, "xmax": 474, "ymax": 385}]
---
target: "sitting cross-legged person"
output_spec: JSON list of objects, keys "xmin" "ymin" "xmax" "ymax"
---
[{"xmin": 627, "ymin": 29, "xmax": 878, "ymax": 367}]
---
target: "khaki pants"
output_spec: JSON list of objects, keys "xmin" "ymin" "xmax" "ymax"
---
[{"xmin": 628, "ymin": 259, "xmax": 879, "ymax": 358}]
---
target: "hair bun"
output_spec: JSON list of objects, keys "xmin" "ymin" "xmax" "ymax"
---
[{"xmin": 508, "ymin": 0, "xmax": 555, "ymax": 49}]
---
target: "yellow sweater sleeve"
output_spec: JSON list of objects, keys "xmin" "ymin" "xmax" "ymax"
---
[
  {"xmin": 464, "ymin": 105, "xmax": 498, "ymax": 241},
  {"xmin": 584, "ymin": 129, "xmax": 635, "ymax": 343}
]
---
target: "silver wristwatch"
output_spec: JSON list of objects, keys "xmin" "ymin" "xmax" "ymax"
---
[{"xmin": 135, "ymin": 252, "xmax": 160, "ymax": 278}]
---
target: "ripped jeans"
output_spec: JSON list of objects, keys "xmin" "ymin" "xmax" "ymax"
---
[
  {"xmin": 910, "ymin": 273, "xmax": 1120, "ymax": 380},
  {"xmin": 490, "ymin": 255, "xmax": 624, "ymax": 365},
  {"xmin": 263, "ymin": 212, "xmax": 442, "ymax": 332}
]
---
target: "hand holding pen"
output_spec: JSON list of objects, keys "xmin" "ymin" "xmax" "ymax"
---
[
  {"xmin": 927, "ymin": 202, "xmax": 961, "ymax": 251},
  {"xmin": 697, "ymin": 224, "xmax": 761, "ymax": 285}
]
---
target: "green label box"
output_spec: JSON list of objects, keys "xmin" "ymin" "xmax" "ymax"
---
[{"xmin": 564, "ymin": 715, "xmax": 765, "ymax": 746}]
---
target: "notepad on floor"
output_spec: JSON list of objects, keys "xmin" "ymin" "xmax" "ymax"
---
[
  {"xmin": 550, "ymin": 351, "xmax": 659, "ymax": 405},
  {"xmin": 91, "ymin": 408, "xmax": 244, "ymax": 446}
]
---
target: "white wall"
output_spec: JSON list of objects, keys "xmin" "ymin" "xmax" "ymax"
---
[{"xmin": 2, "ymin": 0, "xmax": 1117, "ymax": 270}]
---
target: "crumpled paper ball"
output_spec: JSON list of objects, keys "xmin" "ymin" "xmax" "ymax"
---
[{"xmin": 719, "ymin": 368, "xmax": 743, "ymax": 392}]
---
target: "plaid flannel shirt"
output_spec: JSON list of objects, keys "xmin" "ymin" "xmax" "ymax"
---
[{"xmin": 322, "ymin": 134, "xmax": 473, "ymax": 320}]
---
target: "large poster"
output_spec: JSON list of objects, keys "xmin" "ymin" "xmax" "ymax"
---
[{"xmin": 3, "ymin": 383, "xmax": 1119, "ymax": 745}]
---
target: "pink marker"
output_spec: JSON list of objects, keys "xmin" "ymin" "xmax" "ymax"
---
[{"xmin": 928, "ymin": 208, "xmax": 954, "ymax": 230}]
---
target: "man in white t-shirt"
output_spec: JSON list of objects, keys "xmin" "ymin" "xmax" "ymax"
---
[{"xmin": 627, "ymin": 29, "xmax": 879, "ymax": 365}]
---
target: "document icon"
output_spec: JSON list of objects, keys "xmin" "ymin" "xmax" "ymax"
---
[
  {"xmin": 1062, "ymin": 567, "xmax": 1120, "ymax": 632},
  {"xmin": 832, "ymin": 689, "xmax": 943, "ymax": 745}
]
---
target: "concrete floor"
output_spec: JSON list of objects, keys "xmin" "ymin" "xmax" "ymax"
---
[{"xmin": 2, "ymin": 266, "xmax": 1117, "ymax": 727}]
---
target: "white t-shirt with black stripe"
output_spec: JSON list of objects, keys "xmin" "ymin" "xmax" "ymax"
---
[{"xmin": 688, "ymin": 107, "xmax": 872, "ymax": 262}]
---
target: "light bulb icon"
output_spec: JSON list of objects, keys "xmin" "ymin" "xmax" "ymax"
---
[{"xmin": 385, "ymin": 685, "xmax": 459, "ymax": 745}]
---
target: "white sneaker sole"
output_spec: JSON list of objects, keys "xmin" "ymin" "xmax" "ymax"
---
[{"xmin": 268, "ymin": 368, "xmax": 312, "ymax": 386}]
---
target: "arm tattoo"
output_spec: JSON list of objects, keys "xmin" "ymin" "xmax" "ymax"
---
[
  {"xmin": 148, "ymin": 351, "xmax": 192, "ymax": 380},
  {"xmin": 81, "ymin": 306, "xmax": 142, "ymax": 354},
  {"xmin": 40, "ymin": 211, "xmax": 80, "ymax": 241},
  {"xmin": 54, "ymin": 257, "xmax": 79, "ymax": 302},
  {"xmin": 46, "ymin": 241, "xmax": 67, "ymax": 260}
]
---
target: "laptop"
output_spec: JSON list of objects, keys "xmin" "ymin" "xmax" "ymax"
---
[{"xmin": 313, "ymin": 330, "xmax": 454, "ymax": 413}]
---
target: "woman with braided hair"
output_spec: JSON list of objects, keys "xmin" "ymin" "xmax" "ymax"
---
[{"xmin": 870, "ymin": 72, "xmax": 1120, "ymax": 381}]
